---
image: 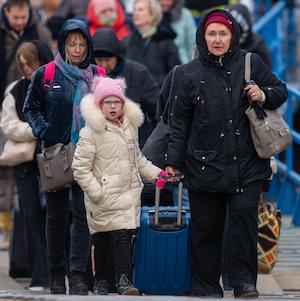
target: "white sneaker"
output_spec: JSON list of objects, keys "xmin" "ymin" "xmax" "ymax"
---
[{"xmin": 28, "ymin": 286, "xmax": 45, "ymax": 292}]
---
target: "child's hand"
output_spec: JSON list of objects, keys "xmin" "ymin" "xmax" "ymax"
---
[{"xmin": 156, "ymin": 170, "xmax": 168, "ymax": 190}]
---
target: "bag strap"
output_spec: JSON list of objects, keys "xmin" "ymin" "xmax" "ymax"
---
[
  {"xmin": 43, "ymin": 61, "xmax": 56, "ymax": 92},
  {"xmin": 161, "ymin": 65, "xmax": 178, "ymax": 122},
  {"xmin": 245, "ymin": 52, "xmax": 252, "ymax": 83},
  {"xmin": 95, "ymin": 65, "xmax": 105, "ymax": 76}
]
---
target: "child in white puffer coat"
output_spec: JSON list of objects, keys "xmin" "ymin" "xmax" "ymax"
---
[{"xmin": 72, "ymin": 76, "xmax": 167, "ymax": 295}]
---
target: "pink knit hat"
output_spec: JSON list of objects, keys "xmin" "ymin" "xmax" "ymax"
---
[
  {"xmin": 93, "ymin": 76, "xmax": 126, "ymax": 106},
  {"xmin": 92, "ymin": 0, "xmax": 117, "ymax": 15}
]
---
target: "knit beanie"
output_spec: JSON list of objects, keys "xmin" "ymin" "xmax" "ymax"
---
[
  {"xmin": 204, "ymin": 12, "xmax": 233, "ymax": 33},
  {"xmin": 93, "ymin": 76, "xmax": 126, "ymax": 106},
  {"xmin": 92, "ymin": 0, "xmax": 117, "ymax": 15}
]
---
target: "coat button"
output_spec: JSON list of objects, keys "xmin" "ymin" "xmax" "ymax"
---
[
  {"xmin": 229, "ymin": 119, "xmax": 233, "ymax": 123},
  {"xmin": 235, "ymin": 188, "xmax": 240, "ymax": 192},
  {"xmin": 202, "ymin": 156, "xmax": 206, "ymax": 160},
  {"xmin": 233, "ymin": 156, "xmax": 237, "ymax": 160}
]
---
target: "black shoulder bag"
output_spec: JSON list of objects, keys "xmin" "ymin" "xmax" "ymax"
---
[{"xmin": 142, "ymin": 66, "xmax": 178, "ymax": 168}]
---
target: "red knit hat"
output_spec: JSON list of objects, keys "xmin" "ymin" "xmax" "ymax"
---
[{"xmin": 204, "ymin": 12, "xmax": 233, "ymax": 33}]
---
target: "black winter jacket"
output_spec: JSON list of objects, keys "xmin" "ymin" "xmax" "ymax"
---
[
  {"xmin": 166, "ymin": 9, "xmax": 288, "ymax": 193},
  {"xmin": 92, "ymin": 28, "xmax": 159, "ymax": 146},
  {"xmin": 122, "ymin": 24, "xmax": 181, "ymax": 87},
  {"xmin": 24, "ymin": 19, "xmax": 98, "ymax": 147}
]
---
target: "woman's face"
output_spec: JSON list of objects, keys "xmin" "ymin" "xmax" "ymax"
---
[
  {"xmin": 204, "ymin": 23, "xmax": 232, "ymax": 57},
  {"xmin": 18, "ymin": 54, "xmax": 40, "ymax": 79},
  {"xmin": 133, "ymin": 0, "xmax": 153, "ymax": 29},
  {"xmin": 96, "ymin": 6, "xmax": 117, "ymax": 26},
  {"xmin": 100, "ymin": 96, "xmax": 124, "ymax": 121},
  {"xmin": 158, "ymin": 0, "xmax": 173, "ymax": 12},
  {"xmin": 65, "ymin": 32, "xmax": 87, "ymax": 66}
]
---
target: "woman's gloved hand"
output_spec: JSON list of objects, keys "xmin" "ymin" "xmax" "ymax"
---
[{"xmin": 155, "ymin": 170, "xmax": 168, "ymax": 190}]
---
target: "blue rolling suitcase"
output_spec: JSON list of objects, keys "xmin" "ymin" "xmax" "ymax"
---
[{"xmin": 133, "ymin": 181, "xmax": 192, "ymax": 295}]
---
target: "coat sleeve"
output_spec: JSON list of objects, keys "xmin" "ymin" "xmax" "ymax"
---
[
  {"xmin": 23, "ymin": 68, "xmax": 49, "ymax": 141},
  {"xmin": 251, "ymin": 53, "xmax": 287, "ymax": 110},
  {"xmin": 138, "ymin": 66, "xmax": 160, "ymax": 123},
  {"xmin": 166, "ymin": 71, "xmax": 194, "ymax": 171},
  {"xmin": 72, "ymin": 127, "xmax": 103, "ymax": 203},
  {"xmin": 156, "ymin": 69, "xmax": 173, "ymax": 120},
  {"xmin": 1, "ymin": 92, "xmax": 35, "ymax": 142},
  {"xmin": 162, "ymin": 39, "xmax": 182, "ymax": 72}
]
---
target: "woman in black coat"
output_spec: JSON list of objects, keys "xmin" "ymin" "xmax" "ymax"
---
[
  {"xmin": 122, "ymin": 0, "xmax": 181, "ymax": 87},
  {"xmin": 165, "ymin": 9, "xmax": 287, "ymax": 298}
]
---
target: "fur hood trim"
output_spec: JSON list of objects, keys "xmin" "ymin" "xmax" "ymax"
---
[{"xmin": 80, "ymin": 93, "xmax": 144, "ymax": 132}]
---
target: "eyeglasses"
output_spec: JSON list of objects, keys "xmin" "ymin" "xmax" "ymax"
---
[{"xmin": 101, "ymin": 100, "xmax": 123, "ymax": 107}]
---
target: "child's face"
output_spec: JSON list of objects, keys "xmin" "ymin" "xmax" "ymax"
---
[{"xmin": 100, "ymin": 96, "xmax": 124, "ymax": 121}]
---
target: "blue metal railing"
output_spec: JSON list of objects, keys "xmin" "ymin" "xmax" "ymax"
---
[{"xmin": 254, "ymin": 0, "xmax": 300, "ymax": 226}]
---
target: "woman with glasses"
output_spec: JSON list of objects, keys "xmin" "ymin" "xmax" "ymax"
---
[{"xmin": 23, "ymin": 19, "xmax": 105, "ymax": 295}]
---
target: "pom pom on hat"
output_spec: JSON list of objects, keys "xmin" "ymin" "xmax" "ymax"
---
[
  {"xmin": 92, "ymin": 0, "xmax": 117, "ymax": 15},
  {"xmin": 204, "ymin": 11, "xmax": 233, "ymax": 33},
  {"xmin": 93, "ymin": 76, "xmax": 126, "ymax": 106}
]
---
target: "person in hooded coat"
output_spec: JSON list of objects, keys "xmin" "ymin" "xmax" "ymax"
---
[
  {"xmin": 226, "ymin": 3, "xmax": 272, "ymax": 68},
  {"xmin": 164, "ymin": 9, "xmax": 287, "ymax": 298},
  {"xmin": 122, "ymin": 0, "xmax": 181, "ymax": 87},
  {"xmin": 1, "ymin": 40, "xmax": 53, "ymax": 291},
  {"xmin": 23, "ymin": 19, "xmax": 106, "ymax": 295},
  {"xmin": 92, "ymin": 27, "xmax": 159, "ymax": 147},
  {"xmin": 87, "ymin": 0, "xmax": 129, "ymax": 40},
  {"xmin": 158, "ymin": 0, "xmax": 196, "ymax": 64}
]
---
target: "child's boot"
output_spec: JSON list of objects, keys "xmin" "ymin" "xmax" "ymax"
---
[
  {"xmin": 93, "ymin": 279, "xmax": 109, "ymax": 295},
  {"xmin": 115, "ymin": 274, "xmax": 139, "ymax": 295}
]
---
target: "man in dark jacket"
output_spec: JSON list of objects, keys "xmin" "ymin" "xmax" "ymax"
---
[
  {"xmin": 165, "ymin": 9, "xmax": 287, "ymax": 298},
  {"xmin": 0, "ymin": 0, "xmax": 51, "ymax": 107},
  {"xmin": 226, "ymin": 3, "xmax": 272, "ymax": 68},
  {"xmin": 92, "ymin": 27, "xmax": 159, "ymax": 147}
]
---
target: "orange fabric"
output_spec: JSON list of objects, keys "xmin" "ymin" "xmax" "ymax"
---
[{"xmin": 87, "ymin": 1, "xmax": 129, "ymax": 40}]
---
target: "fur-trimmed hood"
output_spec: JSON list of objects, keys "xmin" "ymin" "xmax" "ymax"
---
[{"xmin": 80, "ymin": 93, "xmax": 144, "ymax": 132}]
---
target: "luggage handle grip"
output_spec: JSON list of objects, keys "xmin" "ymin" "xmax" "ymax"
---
[{"xmin": 154, "ymin": 180, "xmax": 184, "ymax": 226}]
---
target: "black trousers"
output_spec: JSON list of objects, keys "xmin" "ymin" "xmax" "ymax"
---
[
  {"xmin": 92, "ymin": 229, "xmax": 135, "ymax": 281},
  {"xmin": 14, "ymin": 162, "xmax": 49, "ymax": 287},
  {"xmin": 188, "ymin": 180, "xmax": 262, "ymax": 295},
  {"xmin": 45, "ymin": 183, "xmax": 90, "ymax": 276}
]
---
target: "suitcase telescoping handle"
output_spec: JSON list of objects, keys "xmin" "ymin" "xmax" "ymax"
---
[{"xmin": 154, "ymin": 175, "xmax": 184, "ymax": 226}]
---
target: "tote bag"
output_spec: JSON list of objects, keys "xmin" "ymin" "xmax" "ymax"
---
[
  {"xmin": 37, "ymin": 142, "xmax": 75, "ymax": 192},
  {"xmin": 244, "ymin": 53, "xmax": 292, "ymax": 159}
]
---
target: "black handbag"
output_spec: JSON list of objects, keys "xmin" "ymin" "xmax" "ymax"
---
[
  {"xmin": 37, "ymin": 142, "xmax": 75, "ymax": 192},
  {"xmin": 142, "ymin": 66, "xmax": 178, "ymax": 168}
]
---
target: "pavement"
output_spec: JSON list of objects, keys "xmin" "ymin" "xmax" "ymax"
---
[{"xmin": 0, "ymin": 216, "xmax": 298, "ymax": 300}]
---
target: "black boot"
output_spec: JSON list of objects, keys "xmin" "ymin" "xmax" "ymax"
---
[
  {"xmin": 234, "ymin": 283, "xmax": 259, "ymax": 298},
  {"xmin": 93, "ymin": 279, "xmax": 109, "ymax": 295},
  {"xmin": 69, "ymin": 271, "xmax": 88, "ymax": 295},
  {"xmin": 115, "ymin": 274, "xmax": 139, "ymax": 295},
  {"xmin": 50, "ymin": 270, "xmax": 66, "ymax": 294}
]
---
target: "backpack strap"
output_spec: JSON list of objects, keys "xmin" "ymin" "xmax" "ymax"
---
[{"xmin": 43, "ymin": 61, "xmax": 56, "ymax": 92}]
